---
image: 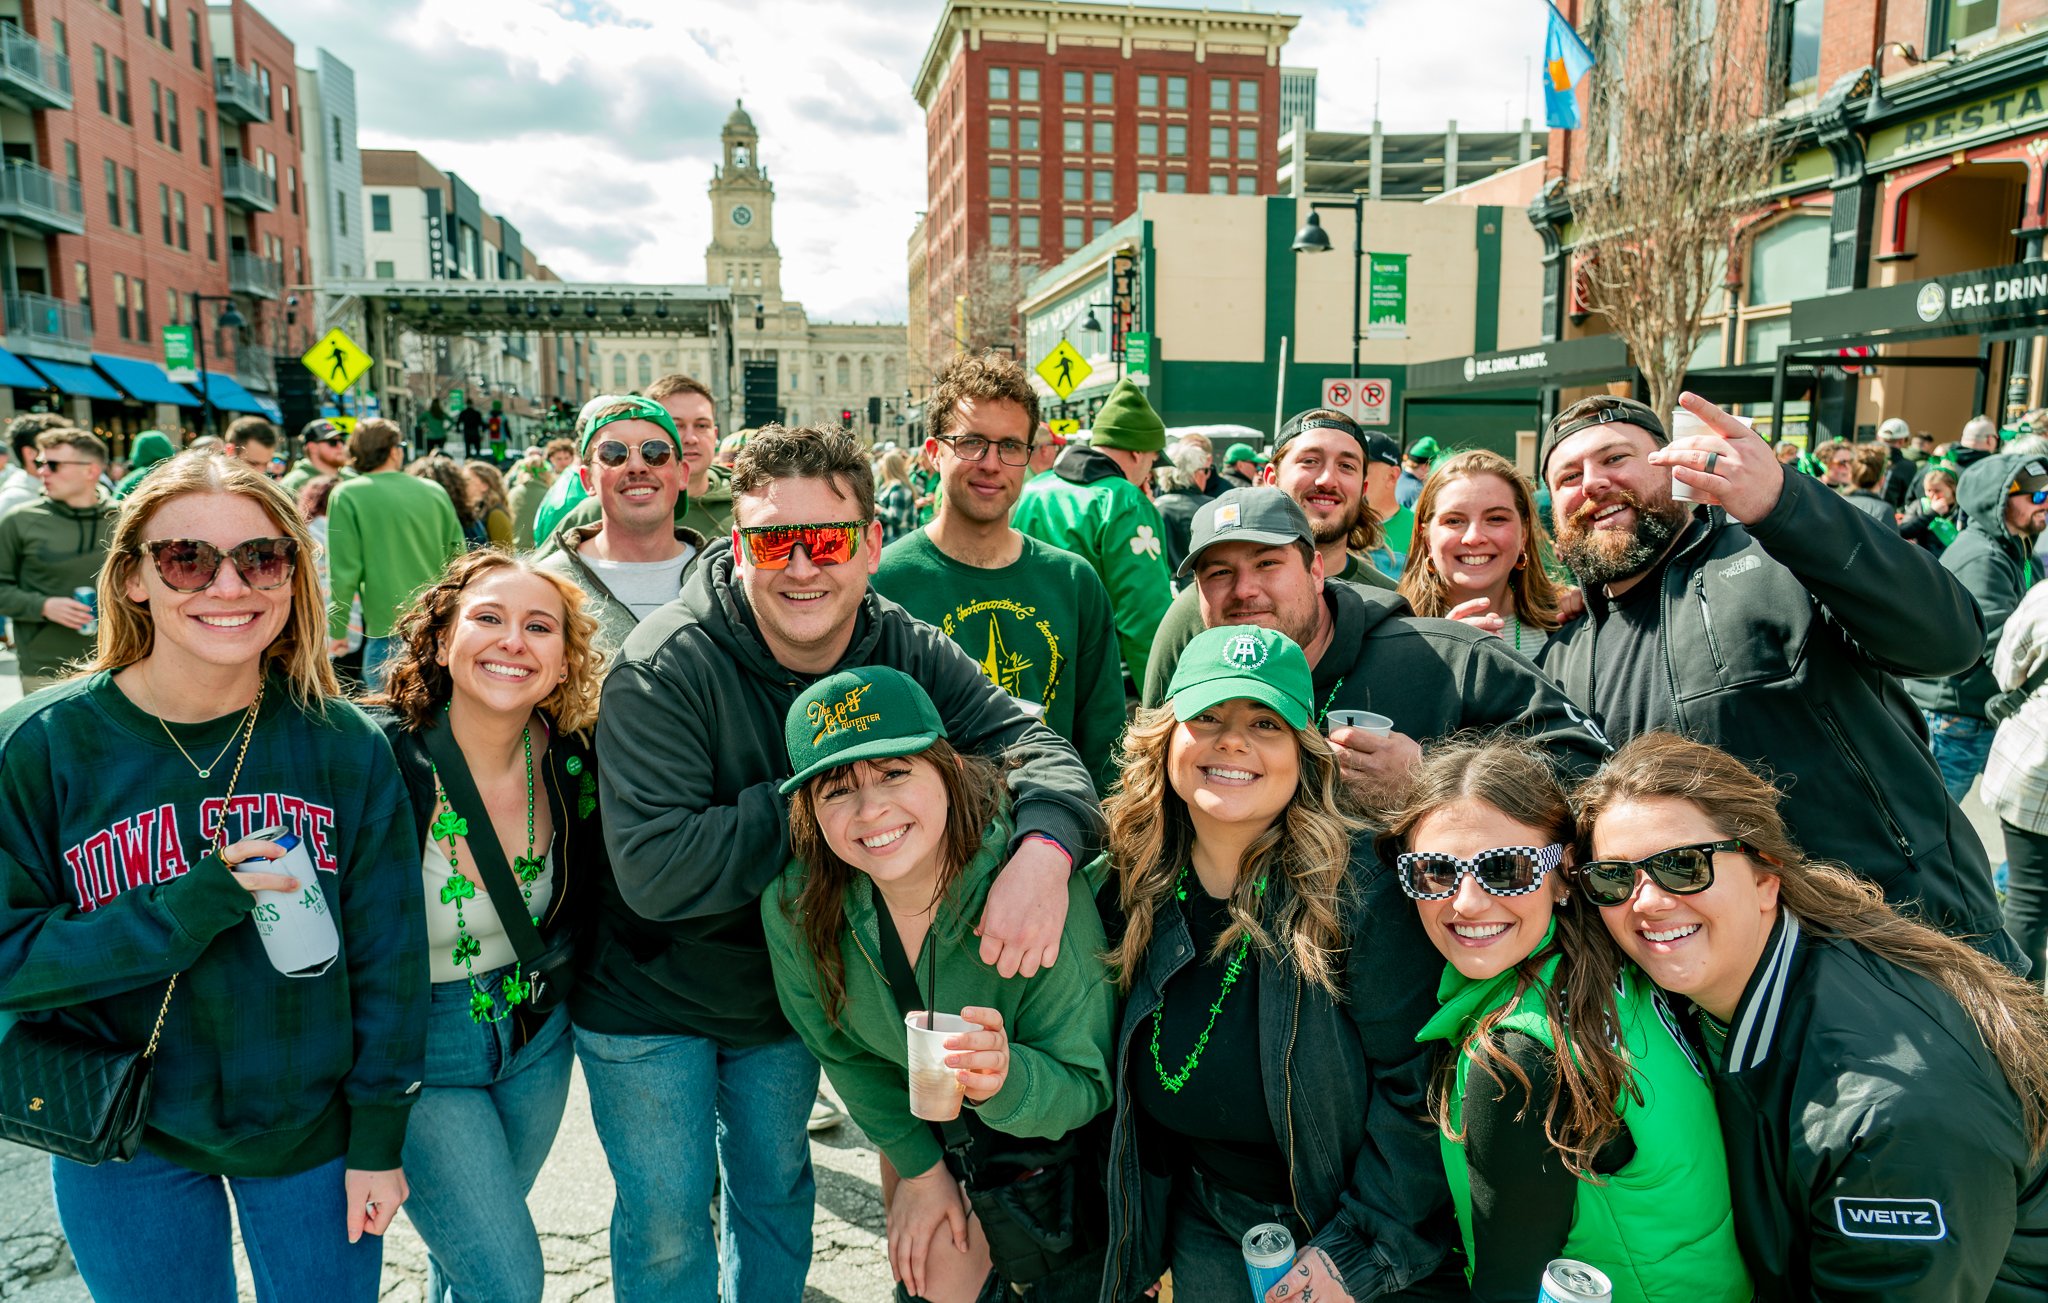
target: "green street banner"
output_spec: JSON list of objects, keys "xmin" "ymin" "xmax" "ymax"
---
[
  {"xmin": 1367, "ymin": 253, "xmax": 1408, "ymax": 341},
  {"xmin": 162, "ymin": 324, "xmax": 196, "ymax": 382}
]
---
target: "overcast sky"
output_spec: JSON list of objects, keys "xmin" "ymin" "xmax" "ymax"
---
[{"xmin": 260, "ymin": 0, "xmax": 1546, "ymax": 320}]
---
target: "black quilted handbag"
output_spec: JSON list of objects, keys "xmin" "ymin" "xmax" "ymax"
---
[{"xmin": 0, "ymin": 979, "xmax": 174, "ymax": 1165}]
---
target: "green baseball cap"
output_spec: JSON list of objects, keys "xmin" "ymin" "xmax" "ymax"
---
[
  {"xmin": 1406, "ymin": 436, "xmax": 1442, "ymax": 462},
  {"xmin": 1178, "ymin": 486, "xmax": 1314, "ymax": 579},
  {"xmin": 578, "ymin": 395, "xmax": 682, "ymax": 456},
  {"xmin": 781, "ymin": 667, "xmax": 948, "ymax": 794},
  {"xmin": 1223, "ymin": 441, "xmax": 1264, "ymax": 466},
  {"xmin": 1166, "ymin": 625, "xmax": 1315, "ymax": 730}
]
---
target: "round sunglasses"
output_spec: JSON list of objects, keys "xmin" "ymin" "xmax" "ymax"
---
[
  {"xmin": 591, "ymin": 438, "xmax": 675, "ymax": 468},
  {"xmin": 1577, "ymin": 839, "xmax": 1752, "ymax": 907},
  {"xmin": 1395, "ymin": 844, "xmax": 1564, "ymax": 901},
  {"xmin": 142, "ymin": 537, "xmax": 298, "ymax": 593}
]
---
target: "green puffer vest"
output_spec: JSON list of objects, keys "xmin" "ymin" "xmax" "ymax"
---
[{"xmin": 1417, "ymin": 925, "xmax": 1751, "ymax": 1303}]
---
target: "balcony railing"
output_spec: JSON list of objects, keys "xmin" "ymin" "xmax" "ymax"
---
[
  {"xmin": 4, "ymin": 291, "xmax": 91, "ymax": 353},
  {"xmin": 0, "ymin": 159, "xmax": 82, "ymax": 235},
  {"xmin": 213, "ymin": 60, "xmax": 269, "ymax": 124},
  {"xmin": 219, "ymin": 158, "xmax": 276, "ymax": 212},
  {"xmin": 0, "ymin": 26, "xmax": 70, "ymax": 111},
  {"xmin": 227, "ymin": 251, "xmax": 282, "ymax": 300}
]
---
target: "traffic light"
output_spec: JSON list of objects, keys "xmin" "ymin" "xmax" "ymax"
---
[
  {"xmin": 867, "ymin": 396, "xmax": 882, "ymax": 426},
  {"xmin": 840, "ymin": 408, "xmax": 854, "ymax": 428}
]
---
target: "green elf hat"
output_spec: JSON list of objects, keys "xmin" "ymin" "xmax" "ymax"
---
[
  {"xmin": 578, "ymin": 395, "xmax": 681, "ymax": 456},
  {"xmin": 1090, "ymin": 378, "xmax": 1167, "ymax": 452},
  {"xmin": 1165, "ymin": 624, "xmax": 1315, "ymax": 731},
  {"xmin": 781, "ymin": 666, "xmax": 949, "ymax": 794}
]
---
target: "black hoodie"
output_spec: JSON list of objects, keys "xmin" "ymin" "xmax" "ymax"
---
[{"xmin": 583, "ymin": 539, "xmax": 1104, "ymax": 1045}]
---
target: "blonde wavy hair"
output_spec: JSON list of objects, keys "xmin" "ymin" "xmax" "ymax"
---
[
  {"xmin": 1398, "ymin": 449, "xmax": 1563, "ymax": 631},
  {"xmin": 372, "ymin": 550, "xmax": 605, "ymax": 732},
  {"xmin": 84, "ymin": 451, "xmax": 337, "ymax": 709},
  {"xmin": 1105, "ymin": 703, "xmax": 1361, "ymax": 996}
]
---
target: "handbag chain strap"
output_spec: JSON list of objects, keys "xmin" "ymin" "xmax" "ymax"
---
[{"xmin": 142, "ymin": 679, "xmax": 265, "ymax": 1060}]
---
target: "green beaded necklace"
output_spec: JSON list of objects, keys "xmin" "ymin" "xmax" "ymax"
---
[
  {"xmin": 428, "ymin": 718, "xmax": 546, "ymax": 1024},
  {"xmin": 1149, "ymin": 865, "xmax": 1265, "ymax": 1094}
]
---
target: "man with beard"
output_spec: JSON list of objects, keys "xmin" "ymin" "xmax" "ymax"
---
[
  {"xmin": 874, "ymin": 351, "xmax": 1124, "ymax": 790},
  {"xmin": 1141, "ymin": 486, "xmax": 1607, "ymax": 806},
  {"xmin": 1538, "ymin": 393, "xmax": 2020, "ymax": 972},
  {"xmin": 1141, "ymin": 409, "xmax": 1397, "ymax": 703}
]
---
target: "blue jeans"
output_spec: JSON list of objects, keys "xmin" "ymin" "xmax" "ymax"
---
[
  {"xmin": 573, "ymin": 1026, "xmax": 818, "ymax": 1303},
  {"xmin": 1925, "ymin": 709, "xmax": 1995, "ymax": 803},
  {"xmin": 52, "ymin": 1148, "xmax": 381, "ymax": 1303},
  {"xmin": 361, "ymin": 635, "xmax": 396, "ymax": 690},
  {"xmin": 403, "ymin": 971, "xmax": 575, "ymax": 1303}
]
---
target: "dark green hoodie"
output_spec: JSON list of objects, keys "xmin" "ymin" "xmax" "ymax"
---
[
  {"xmin": 113, "ymin": 431, "xmax": 176, "ymax": 499},
  {"xmin": 1908, "ymin": 451, "xmax": 2043, "ymax": 719},
  {"xmin": 0, "ymin": 486, "xmax": 115, "ymax": 675}
]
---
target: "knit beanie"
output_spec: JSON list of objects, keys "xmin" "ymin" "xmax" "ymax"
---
[{"xmin": 1089, "ymin": 379, "xmax": 1166, "ymax": 452}]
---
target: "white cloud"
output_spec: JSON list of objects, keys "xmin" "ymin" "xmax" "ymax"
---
[{"xmin": 1296, "ymin": 0, "xmax": 1554, "ymax": 133}]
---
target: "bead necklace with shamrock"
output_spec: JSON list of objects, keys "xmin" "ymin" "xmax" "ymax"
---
[
  {"xmin": 1150, "ymin": 865, "xmax": 1266, "ymax": 1094},
  {"xmin": 428, "ymin": 712, "xmax": 547, "ymax": 1024}
]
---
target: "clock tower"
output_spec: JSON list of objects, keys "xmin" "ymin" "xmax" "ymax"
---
[{"xmin": 706, "ymin": 100, "xmax": 782, "ymax": 305}]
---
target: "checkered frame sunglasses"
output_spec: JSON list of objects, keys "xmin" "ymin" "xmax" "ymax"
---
[{"xmin": 1395, "ymin": 844, "xmax": 1565, "ymax": 901}]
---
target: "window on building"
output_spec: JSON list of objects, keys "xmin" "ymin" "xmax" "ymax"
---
[
  {"xmin": 1139, "ymin": 122, "xmax": 1159, "ymax": 155},
  {"xmin": 92, "ymin": 46, "xmax": 107, "ymax": 114},
  {"xmin": 197, "ymin": 110, "xmax": 209, "ymax": 166},
  {"xmin": 123, "ymin": 168, "xmax": 138, "ymax": 231},
  {"xmin": 1166, "ymin": 172, "xmax": 1187, "ymax": 193},
  {"xmin": 1209, "ymin": 174, "xmax": 1230, "ymax": 195},
  {"xmin": 637, "ymin": 354, "xmax": 653, "ymax": 387},
  {"xmin": 1929, "ymin": 0, "xmax": 1998, "ymax": 48},
  {"xmin": 1092, "ymin": 120, "xmax": 1112, "ymax": 153},
  {"xmin": 1167, "ymin": 76, "xmax": 1188, "ymax": 109},
  {"xmin": 990, "ymin": 165, "xmax": 1010, "ymax": 199},
  {"xmin": 1211, "ymin": 78, "xmax": 1230, "ymax": 112},
  {"xmin": 144, "ymin": 0, "xmax": 155, "ymax": 37},
  {"xmin": 1063, "ymin": 216, "xmax": 1083, "ymax": 249},
  {"xmin": 337, "ymin": 191, "xmax": 348, "ymax": 235},
  {"xmin": 1092, "ymin": 217, "xmax": 1109, "ymax": 239},
  {"xmin": 1020, "ymin": 215, "xmax": 1040, "ymax": 248},
  {"xmin": 158, "ymin": 0, "xmax": 171, "ymax": 50},
  {"xmin": 1019, "ymin": 68, "xmax": 1039, "ymax": 101},
  {"xmin": 167, "ymin": 90, "xmax": 181, "ymax": 149},
  {"xmin": 74, "ymin": 262, "xmax": 89, "ymax": 318},
  {"xmin": 332, "ymin": 115, "xmax": 343, "ymax": 162},
  {"xmin": 1064, "ymin": 167, "xmax": 1083, "ymax": 200},
  {"xmin": 113, "ymin": 271, "xmax": 129, "ymax": 339},
  {"xmin": 187, "ymin": 11, "xmax": 201, "ymax": 68},
  {"xmin": 50, "ymin": 20, "xmax": 64, "ymax": 57},
  {"xmin": 281, "ymin": 84, "xmax": 293, "ymax": 136},
  {"xmin": 1236, "ymin": 174, "xmax": 1258, "ymax": 195},
  {"xmin": 1211, "ymin": 126, "xmax": 1229, "ymax": 158},
  {"xmin": 371, "ymin": 193, "xmax": 391, "ymax": 231},
  {"xmin": 1018, "ymin": 117, "xmax": 1039, "ymax": 149},
  {"xmin": 989, "ymin": 116, "xmax": 1010, "ymax": 150},
  {"xmin": 1166, "ymin": 124, "xmax": 1187, "ymax": 157},
  {"xmin": 836, "ymin": 356, "xmax": 851, "ymax": 388},
  {"xmin": 1092, "ymin": 169, "xmax": 1112, "ymax": 202},
  {"xmin": 990, "ymin": 66, "xmax": 1009, "ymax": 99},
  {"xmin": 1239, "ymin": 127, "xmax": 1258, "ymax": 160},
  {"xmin": 1239, "ymin": 80, "xmax": 1259, "ymax": 113},
  {"xmin": 1064, "ymin": 70, "xmax": 1083, "ymax": 102},
  {"xmin": 375, "ymin": 259, "xmax": 395, "ymax": 278},
  {"xmin": 611, "ymin": 354, "xmax": 628, "ymax": 388},
  {"xmin": 166, "ymin": 286, "xmax": 178, "ymax": 325},
  {"xmin": 151, "ymin": 80, "xmax": 163, "ymax": 141},
  {"xmin": 114, "ymin": 58, "xmax": 129, "ymax": 124},
  {"xmin": 63, "ymin": 141, "xmax": 78, "ymax": 189},
  {"xmin": 133, "ymin": 279, "xmax": 147, "ymax": 338},
  {"xmin": 174, "ymin": 190, "xmax": 187, "ymax": 249},
  {"xmin": 1139, "ymin": 74, "xmax": 1158, "ymax": 108},
  {"xmin": 991, "ymin": 213, "xmax": 1012, "ymax": 247},
  {"xmin": 1064, "ymin": 118, "xmax": 1084, "ymax": 151},
  {"xmin": 1019, "ymin": 166, "xmax": 1039, "ymax": 199},
  {"xmin": 204, "ymin": 203, "xmax": 215, "ymax": 260},
  {"xmin": 158, "ymin": 182, "xmax": 171, "ymax": 243},
  {"xmin": 1746, "ymin": 212, "xmax": 1830, "ymax": 306},
  {"xmin": 1093, "ymin": 71, "xmax": 1112, "ymax": 103},
  {"xmin": 1138, "ymin": 172, "xmax": 1159, "ymax": 193},
  {"xmin": 102, "ymin": 159, "xmax": 117, "ymax": 224}
]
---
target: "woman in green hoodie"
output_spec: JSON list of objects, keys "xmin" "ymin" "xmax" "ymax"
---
[
  {"xmin": 1383, "ymin": 736, "xmax": 1748, "ymax": 1303},
  {"xmin": 762, "ymin": 666, "xmax": 1113, "ymax": 1303}
]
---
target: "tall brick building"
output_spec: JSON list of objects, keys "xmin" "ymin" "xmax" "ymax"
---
[{"xmin": 910, "ymin": 0, "xmax": 1296, "ymax": 376}]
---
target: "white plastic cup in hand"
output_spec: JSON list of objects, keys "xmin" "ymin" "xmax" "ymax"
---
[
  {"xmin": 1326, "ymin": 709, "xmax": 1392, "ymax": 737},
  {"xmin": 1668, "ymin": 409, "xmax": 1713, "ymax": 502},
  {"xmin": 244, "ymin": 823, "xmax": 338, "ymax": 978},
  {"xmin": 906, "ymin": 1012, "xmax": 979, "ymax": 1121}
]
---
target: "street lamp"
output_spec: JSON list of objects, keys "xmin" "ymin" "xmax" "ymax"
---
[
  {"xmin": 1293, "ymin": 199, "xmax": 1364, "ymax": 379},
  {"xmin": 1078, "ymin": 302, "xmax": 1122, "ymax": 379},
  {"xmin": 190, "ymin": 292, "xmax": 248, "ymax": 437}
]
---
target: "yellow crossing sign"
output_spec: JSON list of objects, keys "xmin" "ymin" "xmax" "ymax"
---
[
  {"xmin": 1046, "ymin": 419, "xmax": 1081, "ymax": 436},
  {"xmin": 302, "ymin": 328, "xmax": 374, "ymax": 395},
  {"xmin": 1036, "ymin": 340, "xmax": 1093, "ymax": 399}
]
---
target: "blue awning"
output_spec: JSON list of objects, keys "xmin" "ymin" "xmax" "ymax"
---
[
  {"xmin": 256, "ymin": 397, "xmax": 282, "ymax": 422},
  {"xmin": 195, "ymin": 371, "xmax": 267, "ymax": 415},
  {"xmin": 92, "ymin": 353, "xmax": 198, "ymax": 406},
  {"xmin": 25, "ymin": 358, "xmax": 121, "ymax": 401},
  {"xmin": 0, "ymin": 346, "xmax": 44, "ymax": 390}
]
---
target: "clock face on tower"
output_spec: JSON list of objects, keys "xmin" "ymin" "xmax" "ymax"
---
[{"xmin": 731, "ymin": 205, "xmax": 753, "ymax": 227}]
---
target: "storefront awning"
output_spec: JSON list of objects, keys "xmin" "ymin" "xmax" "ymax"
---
[
  {"xmin": 195, "ymin": 371, "xmax": 268, "ymax": 415},
  {"xmin": 1406, "ymin": 335, "xmax": 1632, "ymax": 398},
  {"xmin": 93, "ymin": 354, "xmax": 198, "ymax": 406},
  {"xmin": 0, "ymin": 346, "xmax": 46, "ymax": 390},
  {"xmin": 1788, "ymin": 261, "xmax": 2048, "ymax": 348},
  {"xmin": 26, "ymin": 358, "xmax": 122, "ymax": 400}
]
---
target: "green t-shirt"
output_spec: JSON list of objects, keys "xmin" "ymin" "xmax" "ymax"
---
[{"xmin": 874, "ymin": 528, "xmax": 1126, "ymax": 794}]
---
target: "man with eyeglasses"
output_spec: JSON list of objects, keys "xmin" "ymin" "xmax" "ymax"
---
[
  {"xmin": 583, "ymin": 423, "xmax": 1100, "ymax": 1302},
  {"xmin": 874, "ymin": 351, "xmax": 1124, "ymax": 790},
  {"xmin": 278, "ymin": 419, "xmax": 354, "ymax": 498},
  {"xmin": 325, "ymin": 417, "xmax": 464, "ymax": 689},
  {"xmin": 0, "ymin": 428, "xmax": 115, "ymax": 693},
  {"xmin": 535, "ymin": 396, "xmax": 702, "ymax": 657},
  {"xmin": 1907, "ymin": 454, "xmax": 2048, "ymax": 806},
  {"xmin": 1011, "ymin": 376, "xmax": 1174, "ymax": 687}
]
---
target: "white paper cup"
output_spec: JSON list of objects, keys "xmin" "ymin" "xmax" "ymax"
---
[
  {"xmin": 905, "ymin": 1011, "xmax": 978, "ymax": 1121},
  {"xmin": 1668, "ymin": 409, "xmax": 1713, "ymax": 502},
  {"xmin": 1325, "ymin": 709, "xmax": 1393, "ymax": 737},
  {"xmin": 244, "ymin": 825, "xmax": 338, "ymax": 979}
]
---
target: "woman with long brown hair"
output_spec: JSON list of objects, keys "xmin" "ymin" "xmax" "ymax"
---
[
  {"xmin": 1384, "ymin": 737, "xmax": 1747, "ymax": 1302},
  {"xmin": 1578, "ymin": 732, "xmax": 2048, "ymax": 1301},
  {"xmin": 0, "ymin": 451, "xmax": 424, "ymax": 1301},
  {"xmin": 762, "ymin": 665, "xmax": 1111, "ymax": 1302},
  {"xmin": 1398, "ymin": 449, "xmax": 1564, "ymax": 656},
  {"xmin": 464, "ymin": 458, "xmax": 515, "ymax": 549},
  {"xmin": 1099, "ymin": 624, "xmax": 1453, "ymax": 1303}
]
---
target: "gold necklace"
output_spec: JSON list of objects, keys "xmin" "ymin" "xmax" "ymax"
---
[{"xmin": 146, "ymin": 668, "xmax": 263, "ymax": 779}]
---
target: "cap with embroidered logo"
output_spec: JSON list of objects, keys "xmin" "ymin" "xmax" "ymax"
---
[
  {"xmin": 2010, "ymin": 457, "xmax": 2048, "ymax": 497},
  {"xmin": 1165, "ymin": 624, "xmax": 1314, "ymax": 730},
  {"xmin": 1177, "ymin": 486, "xmax": 1315, "ymax": 579},
  {"xmin": 781, "ymin": 666, "xmax": 949, "ymax": 794}
]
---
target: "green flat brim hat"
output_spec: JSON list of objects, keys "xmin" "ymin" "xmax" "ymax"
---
[
  {"xmin": 1165, "ymin": 624, "xmax": 1314, "ymax": 730},
  {"xmin": 1223, "ymin": 441, "xmax": 1261, "ymax": 465},
  {"xmin": 781, "ymin": 666, "xmax": 949, "ymax": 794},
  {"xmin": 578, "ymin": 396, "xmax": 682, "ymax": 456}
]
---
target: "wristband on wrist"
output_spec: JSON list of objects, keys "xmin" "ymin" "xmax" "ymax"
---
[{"xmin": 1020, "ymin": 832, "xmax": 1072, "ymax": 866}]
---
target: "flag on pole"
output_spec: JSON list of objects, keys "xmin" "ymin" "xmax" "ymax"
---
[{"xmin": 1542, "ymin": 2, "xmax": 1596, "ymax": 130}]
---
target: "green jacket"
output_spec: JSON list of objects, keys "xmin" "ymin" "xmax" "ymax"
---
[
  {"xmin": 325, "ymin": 470, "xmax": 464, "ymax": 639},
  {"xmin": 113, "ymin": 432, "xmax": 177, "ymax": 499},
  {"xmin": 278, "ymin": 458, "xmax": 354, "ymax": 501},
  {"xmin": 1010, "ymin": 446, "xmax": 1173, "ymax": 685},
  {"xmin": 1419, "ymin": 932, "xmax": 1748, "ymax": 1303},
  {"xmin": 0, "ymin": 488, "xmax": 116, "ymax": 675},
  {"xmin": 761, "ymin": 815, "xmax": 1114, "ymax": 1179},
  {"xmin": 538, "ymin": 464, "xmax": 733, "ymax": 555}
]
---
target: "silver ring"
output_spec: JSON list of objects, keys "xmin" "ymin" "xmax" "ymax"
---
[{"xmin": 1703, "ymin": 451, "xmax": 1720, "ymax": 475}]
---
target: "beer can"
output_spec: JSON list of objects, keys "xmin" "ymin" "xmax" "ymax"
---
[
  {"xmin": 1241, "ymin": 1222, "xmax": 1294, "ymax": 1301},
  {"xmin": 1537, "ymin": 1258, "xmax": 1614, "ymax": 1303},
  {"xmin": 73, "ymin": 586, "xmax": 97, "ymax": 636}
]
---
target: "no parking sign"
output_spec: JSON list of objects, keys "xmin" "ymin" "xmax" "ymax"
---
[{"xmin": 1320, "ymin": 378, "xmax": 1391, "ymax": 426}]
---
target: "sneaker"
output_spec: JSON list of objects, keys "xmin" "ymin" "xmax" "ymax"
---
[{"xmin": 807, "ymin": 1091, "xmax": 845, "ymax": 1133}]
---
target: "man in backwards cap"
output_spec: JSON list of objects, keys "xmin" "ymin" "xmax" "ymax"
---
[
  {"xmin": 1012, "ymin": 377, "xmax": 1174, "ymax": 685},
  {"xmin": 1538, "ymin": 392, "xmax": 2017, "ymax": 972}
]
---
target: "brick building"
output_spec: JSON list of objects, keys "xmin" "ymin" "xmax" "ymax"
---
[{"xmin": 909, "ymin": 0, "xmax": 1296, "ymax": 376}]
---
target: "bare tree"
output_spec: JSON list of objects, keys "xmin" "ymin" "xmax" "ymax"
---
[
  {"xmin": 931, "ymin": 244, "xmax": 1037, "ymax": 367},
  {"xmin": 1570, "ymin": 0, "xmax": 1788, "ymax": 420}
]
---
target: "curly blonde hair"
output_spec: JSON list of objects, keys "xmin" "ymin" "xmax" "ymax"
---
[{"xmin": 372, "ymin": 550, "xmax": 605, "ymax": 732}]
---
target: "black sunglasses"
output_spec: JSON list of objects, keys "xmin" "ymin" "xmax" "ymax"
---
[
  {"xmin": 1395, "ymin": 844, "xmax": 1564, "ymax": 901},
  {"xmin": 143, "ymin": 536, "xmax": 298, "ymax": 593},
  {"xmin": 592, "ymin": 438, "xmax": 675, "ymax": 468},
  {"xmin": 1577, "ymin": 839, "xmax": 1752, "ymax": 907}
]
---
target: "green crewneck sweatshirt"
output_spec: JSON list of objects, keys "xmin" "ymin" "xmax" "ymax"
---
[{"xmin": 325, "ymin": 469, "xmax": 464, "ymax": 638}]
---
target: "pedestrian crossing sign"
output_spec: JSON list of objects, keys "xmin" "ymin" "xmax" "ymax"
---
[
  {"xmin": 1036, "ymin": 340, "xmax": 1092, "ymax": 399},
  {"xmin": 1047, "ymin": 419, "xmax": 1081, "ymax": 435},
  {"xmin": 301, "ymin": 328, "xmax": 374, "ymax": 395}
]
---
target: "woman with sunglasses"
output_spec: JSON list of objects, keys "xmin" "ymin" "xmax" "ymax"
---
[
  {"xmin": 1578, "ymin": 732, "xmax": 2048, "ymax": 1302},
  {"xmin": 0, "ymin": 451, "xmax": 425, "ymax": 1302},
  {"xmin": 370, "ymin": 548, "xmax": 610, "ymax": 1303},
  {"xmin": 1384, "ymin": 737, "xmax": 1747, "ymax": 1303},
  {"xmin": 1099, "ymin": 624, "xmax": 1453, "ymax": 1303},
  {"xmin": 1396, "ymin": 449, "xmax": 1566, "ymax": 657}
]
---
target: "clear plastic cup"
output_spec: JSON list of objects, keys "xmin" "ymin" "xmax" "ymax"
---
[
  {"xmin": 1325, "ymin": 709, "xmax": 1393, "ymax": 737},
  {"xmin": 904, "ymin": 1012, "xmax": 979, "ymax": 1121}
]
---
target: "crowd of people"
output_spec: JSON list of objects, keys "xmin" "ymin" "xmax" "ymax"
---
[{"xmin": 0, "ymin": 352, "xmax": 2045, "ymax": 1303}]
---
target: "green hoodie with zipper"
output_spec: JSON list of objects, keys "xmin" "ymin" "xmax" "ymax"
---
[
  {"xmin": 761, "ymin": 813, "xmax": 1114, "ymax": 1180},
  {"xmin": 0, "ymin": 486, "xmax": 116, "ymax": 676}
]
